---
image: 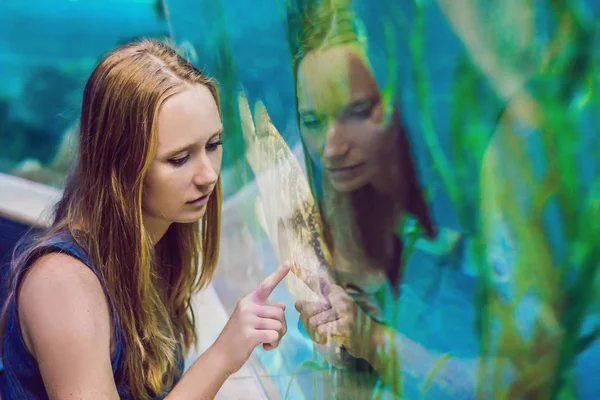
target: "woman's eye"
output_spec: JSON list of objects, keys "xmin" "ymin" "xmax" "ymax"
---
[
  {"xmin": 168, "ymin": 154, "xmax": 190, "ymax": 166},
  {"xmin": 207, "ymin": 140, "xmax": 223, "ymax": 151},
  {"xmin": 301, "ymin": 117, "xmax": 324, "ymax": 130},
  {"xmin": 342, "ymin": 100, "xmax": 377, "ymax": 119}
]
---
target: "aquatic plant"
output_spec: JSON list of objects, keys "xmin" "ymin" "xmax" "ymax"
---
[{"xmin": 414, "ymin": 1, "xmax": 600, "ymax": 399}]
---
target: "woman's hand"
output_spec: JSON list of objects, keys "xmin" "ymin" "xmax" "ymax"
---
[
  {"xmin": 213, "ymin": 263, "xmax": 291, "ymax": 373},
  {"xmin": 293, "ymin": 265, "xmax": 376, "ymax": 360}
]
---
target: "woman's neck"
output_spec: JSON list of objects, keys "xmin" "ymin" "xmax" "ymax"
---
[
  {"xmin": 370, "ymin": 141, "xmax": 406, "ymax": 204},
  {"xmin": 142, "ymin": 213, "xmax": 171, "ymax": 246},
  {"xmin": 344, "ymin": 184, "xmax": 401, "ymax": 272}
]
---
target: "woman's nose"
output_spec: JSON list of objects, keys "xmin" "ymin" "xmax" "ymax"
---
[
  {"xmin": 193, "ymin": 154, "xmax": 218, "ymax": 187},
  {"xmin": 323, "ymin": 121, "xmax": 349, "ymax": 162}
]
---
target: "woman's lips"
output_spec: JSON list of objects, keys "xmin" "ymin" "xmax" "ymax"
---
[
  {"xmin": 187, "ymin": 193, "xmax": 210, "ymax": 206},
  {"xmin": 327, "ymin": 163, "xmax": 365, "ymax": 180}
]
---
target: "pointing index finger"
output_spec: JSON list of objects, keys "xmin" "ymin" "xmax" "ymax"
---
[{"xmin": 252, "ymin": 262, "xmax": 292, "ymax": 303}]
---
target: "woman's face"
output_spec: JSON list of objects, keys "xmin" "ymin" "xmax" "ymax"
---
[
  {"xmin": 143, "ymin": 84, "xmax": 223, "ymax": 229},
  {"xmin": 296, "ymin": 43, "xmax": 395, "ymax": 192}
]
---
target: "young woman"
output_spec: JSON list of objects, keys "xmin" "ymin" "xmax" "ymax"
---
[{"xmin": 0, "ymin": 39, "xmax": 290, "ymax": 400}]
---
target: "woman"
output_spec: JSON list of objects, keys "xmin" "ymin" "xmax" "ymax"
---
[
  {"xmin": 285, "ymin": 2, "xmax": 496, "ymax": 399},
  {"xmin": 0, "ymin": 39, "xmax": 290, "ymax": 400}
]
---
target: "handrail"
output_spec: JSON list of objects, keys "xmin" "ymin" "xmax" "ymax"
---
[{"xmin": 0, "ymin": 173, "xmax": 61, "ymax": 228}]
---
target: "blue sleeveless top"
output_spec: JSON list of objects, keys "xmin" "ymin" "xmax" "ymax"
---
[{"xmin": 0, "ymin": 230, "xmax": 184, "ymax": 399}]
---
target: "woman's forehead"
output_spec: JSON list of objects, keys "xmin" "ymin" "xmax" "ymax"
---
[
  {"xmin": 297, "ymin": 44, "xmax": 378, "ymax": 113},
  {"xmin": 155, "ymin": 85, "xmax": 221, "ymax": 156}
]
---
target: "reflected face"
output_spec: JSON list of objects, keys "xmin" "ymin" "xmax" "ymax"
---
[
  {"xmin": 143, "ymin": 84, "xmax": 223, "ymax": 227},
  {"xmin": 297, "ymin": 43, "xmax": 394, "ymax": 192}
]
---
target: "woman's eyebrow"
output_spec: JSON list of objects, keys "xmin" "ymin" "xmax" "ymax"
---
[
  {"xmin": 299, "ymin": 109, "xmax": 319, "ymax": 119},
  {"xmin": 162, "ymin": 129, "xmax": 223, "ymax": 158},
  {"xmin": 336, "ymin": 97, "xmax": 378, "ymax": 116}
]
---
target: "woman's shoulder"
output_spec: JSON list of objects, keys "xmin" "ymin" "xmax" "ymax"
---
[
  {"xmin": 17, "ymin": 251, "xmax": 113, "ymax": 359},
  {"xmin": 20, "ymin": 251, "xmax": 103, "ymax": 299},
  {"xmin": 7, "ymin": 251, "xmax": 120, "ymax": 398}
]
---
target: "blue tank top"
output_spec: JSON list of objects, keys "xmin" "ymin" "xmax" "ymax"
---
[{"xmin": 0, "ymin": 230, "xmax": 184, "ymax": 399}]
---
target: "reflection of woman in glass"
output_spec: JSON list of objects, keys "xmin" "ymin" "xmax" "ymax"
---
[
  {"xmin": 293, "ymin": 3, "xmax": 437, "ymax": 300},
  {"xmin": 286, "ymin": 2, "xmax": 489, "ymax": 398},
  {"xmin": 0, "ymin": 39, "xmax": 290, "ymax": 400}
]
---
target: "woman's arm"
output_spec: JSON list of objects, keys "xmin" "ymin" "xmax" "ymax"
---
[
  {"xmin": 167, "ymin": 262, "xmax": 292, "ymax": 400},
  {"xmin": 21, "ymin": 255, "xmax": 237, "ymax": 400},
  {"xmin": 20, "ymin": 255, "xmax": 290, "ymax": 400},
  {"xmin": 165, "ymin": 344, "xmax": 233, "ymax": 400},
  {"xmin": 18, "ymin": 253, "xmax": 121, "ymax": 399}
]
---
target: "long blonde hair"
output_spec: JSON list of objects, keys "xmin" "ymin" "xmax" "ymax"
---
[{"xmin": 1, "ymin": 38, "xmax": 222, "ymax": 399}]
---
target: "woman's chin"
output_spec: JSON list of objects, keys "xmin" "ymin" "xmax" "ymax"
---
[
  {"xmin": 328, "ymin": 176, "xmax": 369, "ymax": 193},
  {"xmin": 175, "ymin": 208, "xmax": 207, "ymax": 224}
]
